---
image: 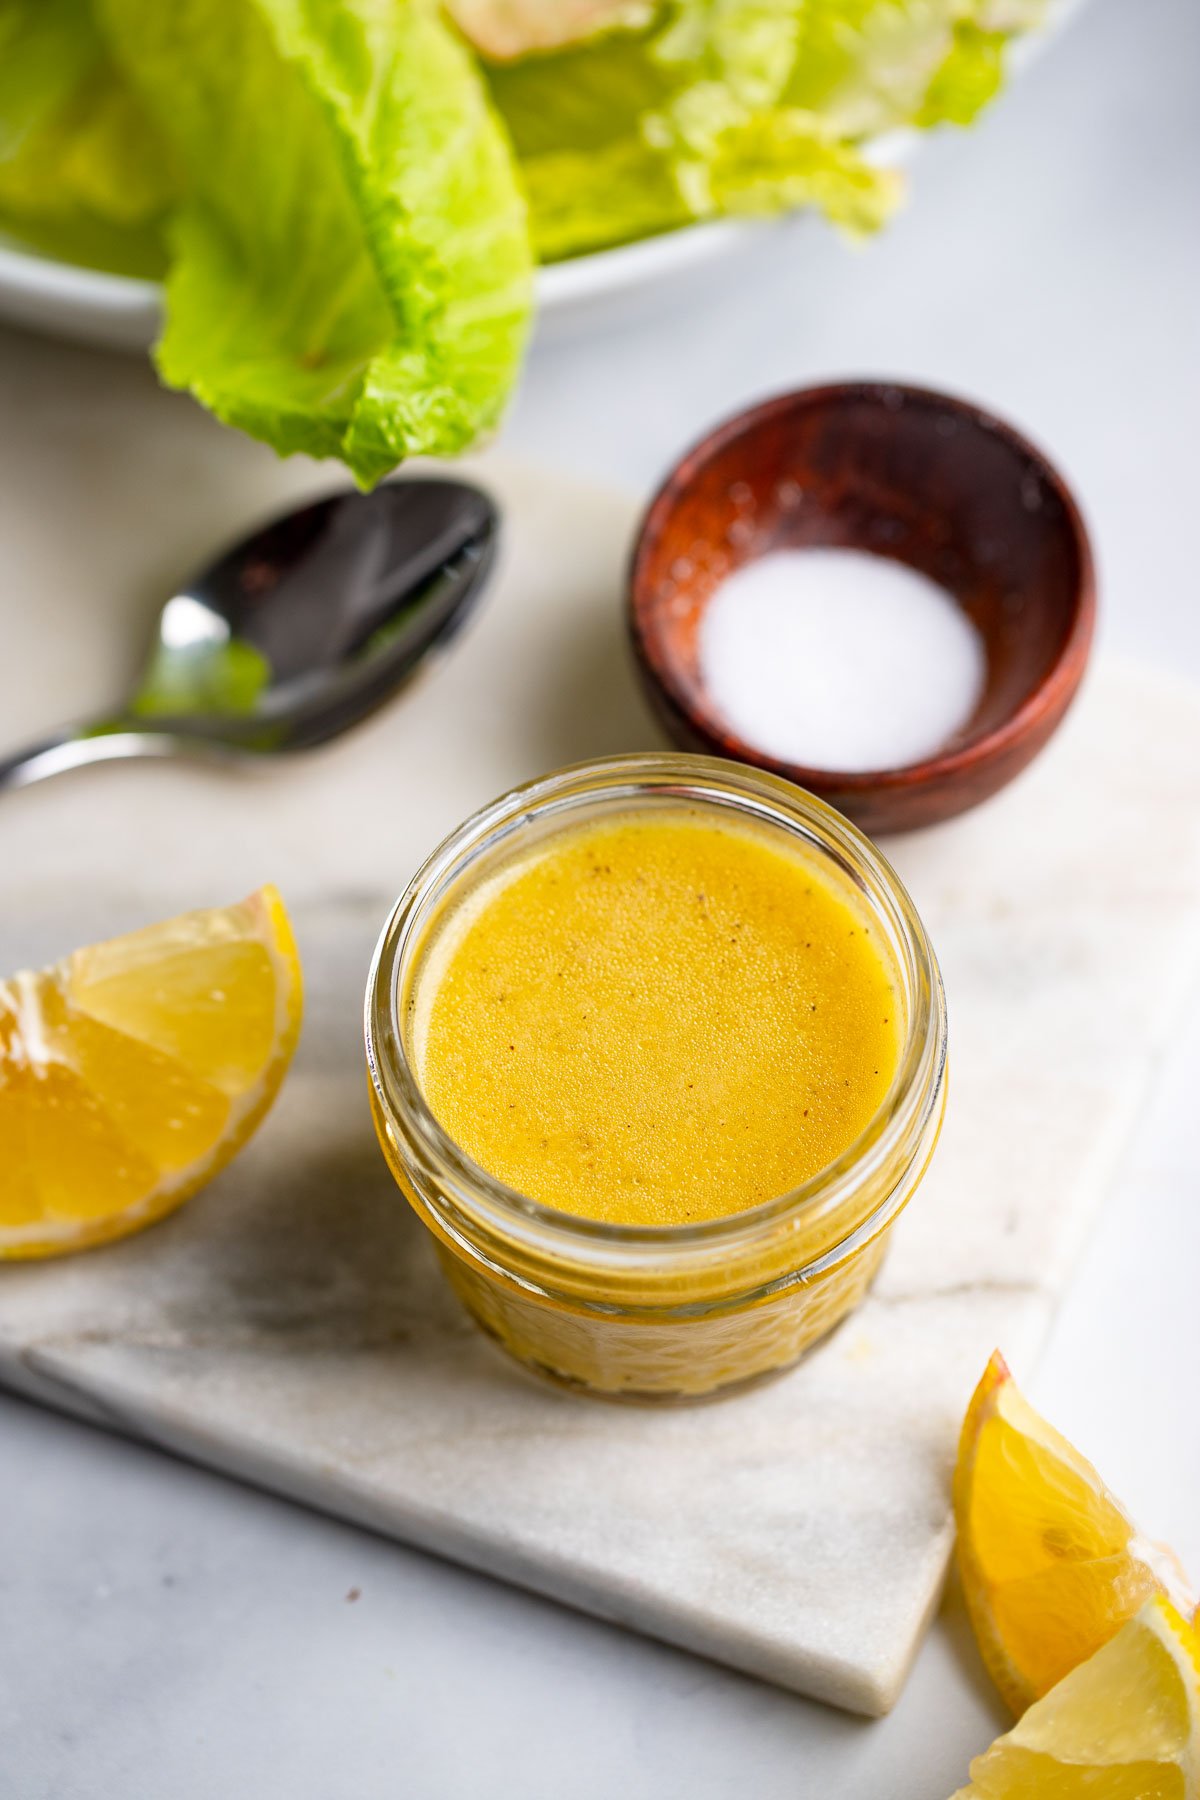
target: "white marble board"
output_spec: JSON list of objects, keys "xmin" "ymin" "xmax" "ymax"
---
[{"xmin": 1, "ymin": 450, "xmax": 1199, "ymax": 1717}]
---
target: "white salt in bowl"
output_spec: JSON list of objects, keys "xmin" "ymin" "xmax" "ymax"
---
[{"xmin": 628, "ymin": 380, "xmax": 1096, "ymax": 835}]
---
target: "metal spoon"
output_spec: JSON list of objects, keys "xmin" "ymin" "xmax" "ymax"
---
[{"xmin": 0, "ymin": 478, "xmax": 498, "ymax": 792}]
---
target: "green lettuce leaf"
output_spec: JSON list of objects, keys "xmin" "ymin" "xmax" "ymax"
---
[
  {"xmin": 0, "ymin": 0, "xmax": 175, "ymax": 275},
  {"xmin": 93, "ymin": 0, "xmax": 532, "ymax": 486},
  {"xmin": 779, "ymin": 0, "xmax": 1044, "ymax": 134},
  {"xmin": 485, "ymin": 0, "xmax": 1046, "ymax": 261}
]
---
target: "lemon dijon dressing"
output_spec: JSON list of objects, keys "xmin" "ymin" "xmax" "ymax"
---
[
  {"xmin": 367, "ymin": 757, "xmax": 946, "ymax": 1398},
  {"xmin": 412, "ymin": 809, "xmax": 903, "ymax": 1227}
]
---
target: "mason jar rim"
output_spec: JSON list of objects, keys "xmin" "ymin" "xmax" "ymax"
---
[{"xmin": 365, "ymin": 753, "xmax": 947, "ymax": 1276}]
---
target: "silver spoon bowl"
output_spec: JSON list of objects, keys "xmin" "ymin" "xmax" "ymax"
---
[{"xmin": 0, "ymin": 478, "xmax": 498, "ymax": 791}]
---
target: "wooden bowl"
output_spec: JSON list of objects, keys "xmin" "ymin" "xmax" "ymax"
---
[{"xmin": 628, "ymin": 382, "xmax": 1096, "ymax": 834}]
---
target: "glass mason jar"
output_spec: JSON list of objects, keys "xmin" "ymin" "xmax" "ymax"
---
[{"xmin": 365, "ymin": 755, "xmax": 947, "ymax": 1402}]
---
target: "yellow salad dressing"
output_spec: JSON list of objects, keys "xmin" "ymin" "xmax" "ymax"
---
[{"xmin": 413, "ymin": 809, "xmax": 902, "ymax": 1228}]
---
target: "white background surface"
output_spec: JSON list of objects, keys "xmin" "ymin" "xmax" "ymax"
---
[{"xmin": 2, "ymin": 0, "xmax": 1198, "ymax": 1792}]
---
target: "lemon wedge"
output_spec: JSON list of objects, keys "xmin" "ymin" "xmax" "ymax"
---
[
  {"xmin": 0, "ymin": 886, "xmax": 302, "ymax": 1258},
  {"xmin": 951, "ymin": 1596, "xmax": 1200, "ymax": 1798},
  {"xmin": 954, "ymin": 1350, "xmax": 1196, "ymax": 1714}
]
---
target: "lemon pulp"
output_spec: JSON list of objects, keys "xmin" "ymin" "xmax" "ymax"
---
[
  {"xmin": 951, "ymin": 1597, "xmax": 1200, "ymax": 1799},
  {"xmin": 955, "ymin": 1351, "xmax": 1197, "ymax": 1714},
  {"xmin": 0, "ymin": 886, "xmax": 302, "ymax": 1258},
  {"xmin": 413, "ymin": 809, "xmax": 902, "ymax": 1226}
]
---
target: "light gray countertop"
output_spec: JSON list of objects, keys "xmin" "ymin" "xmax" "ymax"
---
[{"xmin": 3, "ymin": 0, "xmax": 1198, "ymax": 1791}]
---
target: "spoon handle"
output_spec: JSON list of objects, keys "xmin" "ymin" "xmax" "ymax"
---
[{"xmin": 0, "ymin": 722, "xmax": 186, "ymax": 792}]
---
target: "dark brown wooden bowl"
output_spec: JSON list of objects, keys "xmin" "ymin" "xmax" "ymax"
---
[{"xmin": 628, "ymin": 381, "xmax": 1096, "ymax": 835}]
